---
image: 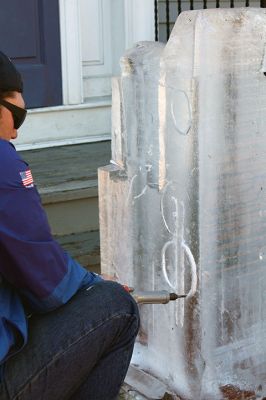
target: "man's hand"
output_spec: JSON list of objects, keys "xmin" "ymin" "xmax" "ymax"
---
[{"xmin": 100, "ymin": 273, "xmax": 118, "ymax": 281}]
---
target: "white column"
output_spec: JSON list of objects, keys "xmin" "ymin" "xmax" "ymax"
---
[
  {"xmin": 124, "ymin": 0, "xmax": 155, "ymax": 50},
  {"xmin": 59, "ymin": 0, "xmax": 83, "ymax": 105}
]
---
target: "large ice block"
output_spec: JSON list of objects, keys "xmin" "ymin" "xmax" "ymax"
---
[{"xmin": 98, "ymin": 8, "xmax": 266, "ymax": 399}]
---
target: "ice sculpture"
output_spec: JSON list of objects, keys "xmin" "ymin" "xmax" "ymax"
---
[{"xmin": 98, "ymin": 8, "xmax": 266, "ymax": 399}]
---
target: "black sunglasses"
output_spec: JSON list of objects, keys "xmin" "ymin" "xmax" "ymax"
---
[{"xmin": 0, "ymin": 99, "xmax": 27, "ymax": 129}]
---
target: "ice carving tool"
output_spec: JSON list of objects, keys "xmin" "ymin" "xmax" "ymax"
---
[{"xmin": 123, "ymin": 287, "xmax": 186, "ymax": 304}]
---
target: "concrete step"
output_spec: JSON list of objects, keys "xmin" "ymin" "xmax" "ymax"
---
[
  {"xmin": 55, "ymin": 231, "xmax": 101, "ymax": 274},
  {"xmin": 16, "ymin": 97, "xmax": 111, "ymax": 150},
  {"xmin": 40, "ymin": 179, "xmax": 99, "ymax": 236},
  {"xmin": 18, "ymin": 141, "xmax": 111, "ymax": 269}
]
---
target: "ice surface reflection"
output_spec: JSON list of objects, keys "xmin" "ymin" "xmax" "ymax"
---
[{"xmin": 99, "ymin": 8, "xmax": 266, "ymax": 399}]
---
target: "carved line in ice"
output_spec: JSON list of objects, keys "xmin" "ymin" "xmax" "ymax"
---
[
  {"xmin": 127, "ymin": 174, "xmax": 137, "ymax": 204},
  {"xmin": 160, "ymin": 186, "xmax": 197, "ymax": 315},
  {"xmin": 170, "ymin": 90, "xmax": 192, "ymax": 136},
  {"xmin": 161, "ymin": 239, "xmax": 177, "ymax": 290},
  {"xmin": 161, "ymin": 185, "xmax": 180, "ymax": 295},
  {"xmin": 127, "ymin": 173, "xmax": 149, "ymax": 203},
  {"xmin": 134, "ymin": 185, "xmax": 147, "ymax": 200},
  {"xmin": 182, "ymin": 241, "xmax": 198, "ymax": 298},
  {"xmin": 178, "ymin": 202, "xmax": 185, "ymax": 327},
  {"xmin": 110, "ymin": 159, "xmax": 121, "ymax": 167},
  {"xmin": 162, "ymin": 239, "xmax": 198, "ymax": 298},
  {"xmin": 161, "ymin": 181, "xmax": 176, "ymax": 235}
]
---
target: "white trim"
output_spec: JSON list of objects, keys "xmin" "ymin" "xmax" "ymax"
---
[
  {"xmin": 24, "ymin": 98, "xmax": 111, "ymax": 114},
  {"xmin": 15, "ymin": 134, "xmax": 111, "ymax": 152},
  {"xmin": 81, "ymin": 0, "xmax": 104, "ymax": 67},
  {"xmin": 16, "ymin": 98, "xmax": 111, "ymax": 149},
  {"xmin": 124, "ymin": 0, "xmax": 134, "ymax": 50},
  {"xmin": 81, "ymin": 0, "xmax": 112, "ymax": 76},
  {"xmin": 59, "ymin": 0, "xmax": 83, "ymax": 105},
  {"xmin": 124, "ymin": 0, "xmax": 155, "ymax": 49}
]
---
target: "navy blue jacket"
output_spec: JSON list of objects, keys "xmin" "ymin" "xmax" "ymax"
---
[{"xmin": 0, "ymin": 139, "xmax": 101, "ymax": 368}]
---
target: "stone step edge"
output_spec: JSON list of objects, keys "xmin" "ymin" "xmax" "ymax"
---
[
  {"xmin": 40, "ymin": 179, "xmax": 98, "ymax": 205},
  {"xmin": 16, "ymin": 133, "xmax": 111, "ymax": 152}
]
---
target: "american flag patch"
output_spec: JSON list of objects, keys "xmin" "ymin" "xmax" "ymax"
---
[{"xmin": 20, "ymin": 170, "xmax": 34, "ymax": 187}]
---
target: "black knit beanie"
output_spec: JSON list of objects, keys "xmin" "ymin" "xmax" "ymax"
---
[{"xmin": 0, "ymin": 51, "xmax": 23, "ymax": 93}]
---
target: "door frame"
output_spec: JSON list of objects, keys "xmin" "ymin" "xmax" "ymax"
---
[{"xmin": 59, "ymin": 0, "xmax": 83, "ymax": 105}]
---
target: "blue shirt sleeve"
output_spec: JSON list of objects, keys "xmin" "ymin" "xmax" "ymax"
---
[{"xmin": 0, "ymin": 140, "xmax": 102, "ymax": 313}]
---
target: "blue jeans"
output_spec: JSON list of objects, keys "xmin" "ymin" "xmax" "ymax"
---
[{"xmin": 0, "ymin": 281, "xmax": 140, "ymax": 400}]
